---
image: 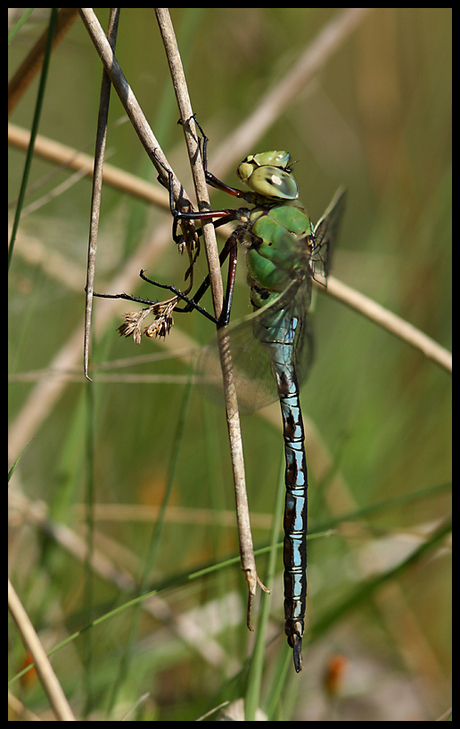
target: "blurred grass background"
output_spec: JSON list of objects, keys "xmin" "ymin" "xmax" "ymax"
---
[{"xmin": 9, "ymin": 8, "xmax": 451, "ymax": 721}]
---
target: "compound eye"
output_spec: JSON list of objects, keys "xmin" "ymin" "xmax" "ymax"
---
[{"xmin": 246, "ymin": 166, "xmax": 299, "ymax": 200}]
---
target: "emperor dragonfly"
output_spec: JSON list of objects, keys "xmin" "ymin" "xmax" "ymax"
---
[{"xmin": 95, "ymin": 128, "xmax": 346, "ymax": 672}]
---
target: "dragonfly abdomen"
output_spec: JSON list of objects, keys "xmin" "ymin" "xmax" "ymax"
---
[{"xmin": 273, "ymin": 365, "xmax": 308, "ymax": 673}]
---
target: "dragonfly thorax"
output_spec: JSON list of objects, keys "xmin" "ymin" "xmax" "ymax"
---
[{"xmin": 243, "ymin": 202, "xmax": 315, "ymax": 296}]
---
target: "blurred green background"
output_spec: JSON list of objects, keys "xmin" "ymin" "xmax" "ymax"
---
[{"xmin": 9, "ymin": 8, "xmax": 451, "ymax": 721}]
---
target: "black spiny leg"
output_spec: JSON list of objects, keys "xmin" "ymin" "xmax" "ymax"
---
[{"xmin": 94, "ymin": 124, "xmax": 245, "ymax": 341}]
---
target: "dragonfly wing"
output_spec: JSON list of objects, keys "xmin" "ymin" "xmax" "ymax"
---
[
  {"xmin": 199, "ymin": 279, "xmax": 314, "ymax": 412},
  {"xmin": 311, "ymin": 186, "xmax": 346, "ymax": 285},
  {"xmin": 199, "ymin": 305, "xmax": 279, "ymax": 413},
  {"xmin": 293, "ymin": 303, "xmax": 314, "ymax": 389}
]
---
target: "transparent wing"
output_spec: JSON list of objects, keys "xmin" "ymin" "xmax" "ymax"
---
[
  {"xmin": 311, "ymin": 186, "xmax": 347, "ymax": 286},
  {"xmin": 199, "ymin": 279, "xmax": 314, "ymax": 413}
]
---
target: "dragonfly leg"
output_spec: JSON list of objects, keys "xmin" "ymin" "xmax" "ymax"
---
[
  {"xmin": 139, "ymin": 221, "xmax": 237, "ymax": 328},
  {"xmin": 93, "ymin": 274, "xmax": 218, "ymax": 325},
  {"xmin": 192, "ymin": 116, "xmax": 257, "ymax": 203},
  {"xmin": 93, "ymin": 224, "xmax": 239, "ymax": 330},
  {"xmin": 92, "ymin": 290, "xmax": 159, "ymax": 307},
  {"xmin": 175, "ymin": 229, "xmax": 239, "ymax": 326},
  {"xmin": 152, "ymin": 142, "xmax": 244, "ymax": 245},
  {"xmin": 137, "ymin": 271, "xmax": 219, "ymax": 324}
]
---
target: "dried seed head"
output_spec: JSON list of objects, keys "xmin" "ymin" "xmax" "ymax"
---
[
  {"xmin": 144, "ymin": 313, "xmax": 174, "ymax": 339},
  {"xmin": 116, "ymin": 299, "xmax": 177, "ymax": 344}
]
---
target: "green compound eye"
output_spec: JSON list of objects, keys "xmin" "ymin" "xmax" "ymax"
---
[
  {"xmin": 237, "ymin": 151, "xmax": 298, "ymax": 200},
  {"xmin": 243, "ymin": 165, "xmax": 299, "ymax": 200}
]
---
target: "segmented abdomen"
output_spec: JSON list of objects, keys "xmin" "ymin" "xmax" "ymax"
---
[{"xmin": 255, "ymin": 309, "xmax": 308, "ymax": 673}]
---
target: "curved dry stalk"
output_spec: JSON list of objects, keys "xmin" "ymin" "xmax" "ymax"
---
[
  {"xmin": 84, "ymin": 8, "xmax": 120, "ymax": 380},
  {"xmin": 155, "ymin": 9, "xmax": 224, "ymax": 320},
  {"xmin": 8, "ymin": 579, "xmax": 76, "ymax": 721},
  {"xmin": 8, "ymin": 123, "xmax": 169, "ymax": 208},
  {"xmin": 78, "ymin": 9, "xmax": 208, "ymax": 381},
  {"xmin": 78, "ymin": 8, "xmax": 190, "ymax": 207},
  {"xmin": 155, "ymin": 8, "xmax": 261, "ymax": 605},
  {"xmin": 326, "ymin": 276, "xmax": 452, "ymax": 373}
]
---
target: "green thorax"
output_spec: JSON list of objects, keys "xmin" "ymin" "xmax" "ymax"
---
[{"xmin": 243, "ymin": 201, "xmax": 314, "ymax": 308}]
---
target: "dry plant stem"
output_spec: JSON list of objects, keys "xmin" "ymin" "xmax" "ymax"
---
[
  {"xmin": 8, "ymin": 123, "xmax": 168, "ymax": 208},
  {"xmin": 154, "ymin": 9, "xmax": 223, "ymax": 317},
  {"xmin": 84, "ymin": 8, "xmax": 120, "ymax": 380},
  {"xmin": 155, "ymin": 9, "xmax": 261, "ymax": 604},
  {"xmin": 78, "ymin": 8, "xmax": 189, "ymax": 208},
  {"xmin": 8, "ymin": 579, "xmax": 76, "ymax": 721},
  {"xmin": 326, "ymin": 276, "xmax": 452, "ymax": 374}
]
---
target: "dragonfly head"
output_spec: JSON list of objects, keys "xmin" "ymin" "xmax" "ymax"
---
[{"xmin": 237, "ymin": 151, "xmax": 299, "ymax": 201}]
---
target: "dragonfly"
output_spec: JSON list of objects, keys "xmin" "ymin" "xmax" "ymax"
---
[{"xmin": 94, "ymin": 124, "xmax": 346, "ymax": 672}]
